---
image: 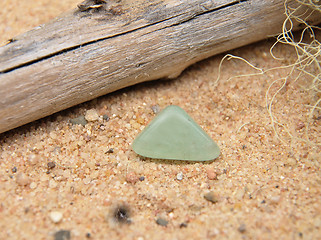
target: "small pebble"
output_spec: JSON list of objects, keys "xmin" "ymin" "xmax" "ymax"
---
[
  {"xmin": 11, "ymin": 166, "xmax": 17, "ymax": 173},
  {"xmin": 238, "ymin": 223, "xmax": 246, "ymax": 233},
  {"xmin": 156, "ymin": 218, "xmax": 168, "ymax": 227},
  {"xmin": 50, "ymin": 211, "xmax": 63, "ymax": 223},
  {"xmin": 176, "ymin": 172, "xmax": 183, "ymax": 181},
  {"xmin": 83, "ymin": 134, "xmax": 91, "ymax": 142},
  {"xmin": 151, "ymin": 105, "xmax": 160, "ymax": 114},
  {"xmin": 206, "ymin": 169, "xmax": 217, "ymax": 180},
  {"xmin": 269, "ymin": 195, "xmax": 281, "ymax": 204},
  {"xmin": 179, "ymin": 222, "xmax": 188, "ymax": 228},
  {"xmin": 70, "ymin": 116, "xmax": 87, "ymax": 126},
  {"xmin": 85, "ymin": 109, "xmax": 99, "ymax": 122},
  {"xmin": 204, "ymin": 191, "xmax": 219, "ymax": 203},
  {"xmin": 103, "ymin": 114, "xmax": 110, "ymax": 121},
  {"xmin": 105, "ymin": 148, "xmax": 114, "ymax": 154},
  {"xmin": 27, "ymin": 154, "xmax": 40, "ymax": 166},
  {"xmin": 54, "ymin": 230, "xmax": 70, "ymax": 240},
  {"xmin": 83, "ymin": 177, "xmax": 91, "ymax": 185},
  {"xmin": 47, "ymin": 161, "xmax": 56, "ymax": 169},
  {"xmin": 139, "ymin": 176, "xmax": 145, "ymax": 181},
  {"xmin": 296, "ymin": 121, "xmax": 305, "ymax": 130},
  {"xmin": 30, "ymin": 182, "xmax": 37, "ymax": 189},
  {"xmin": 86, "ymin": 232, "xmax": 91, "ymax": 238},
  {"xmin": 126, "ymin": 172, "xmax": 138, "ymax": 184},
  {"xmin": 16, "ymin": 173, "xmax": 30, "ymax": 186}
]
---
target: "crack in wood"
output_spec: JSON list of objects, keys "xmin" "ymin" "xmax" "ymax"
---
[
  {"xmin": 0, "ymin": 0, "xmax": 249, "ymax": 74},
  {"xmin": 173, "ymin": 0, "xmax": 249, "ymax": 26}
]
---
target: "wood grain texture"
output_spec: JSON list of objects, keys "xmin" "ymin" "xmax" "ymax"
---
[{"xmin": 0, "ymin": 0, "xmax": 320, "ymax": 133}]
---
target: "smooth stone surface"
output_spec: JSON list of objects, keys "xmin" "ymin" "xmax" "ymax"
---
[
  {"xmin": 70, "ymin": 115, "xmax": 87, "ymax": 126},
  {"xmin": 132, "ymin": 105, "xmax": 220, "ymax": 161}
]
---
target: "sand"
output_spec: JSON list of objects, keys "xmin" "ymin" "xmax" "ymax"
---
[{"xmin": 0, "ymin": 1, "xmax": 320, "ymax": 239}]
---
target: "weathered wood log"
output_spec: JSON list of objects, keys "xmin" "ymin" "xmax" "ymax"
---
[{"xmin": 0, "ymin": 0, "xmax": 320, "ymax": 134}]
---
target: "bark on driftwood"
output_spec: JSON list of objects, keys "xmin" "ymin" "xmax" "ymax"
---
[{"xmin": 0, "ymin": 0, "xmax": 320, "ymax": 134}]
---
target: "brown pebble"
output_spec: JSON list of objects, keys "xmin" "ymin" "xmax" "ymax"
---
[
  {"xmin": 126, "ymin": 172, "xmax": 138, "ymax": 184},
  {"xmin": 105, "ymin": 148, "xmax": 114, "ymax": 154},
  {"xmin": 296, "ymin": 121, "xmax": 305, "ymax": 130},
  {"xmin": 204, "ymin": 192, "xmax": 219, "ymax": 203},
  {"xmin": 16, "ymin": 173, "xmax": 30, "ymax": 186},
  {"xmin": 238, "ymin": 223, "xmax": 246, "ymax": 233},
  {"xmin": 180, "ymin": 222, "xmax": 188, "ymax": 228},
  {"xmin": 206, "ymin": 169, "xmax": 217, "ymax": 180},
  {"xmin": 47, "ymin": 161, "xmax": 56, "ymax": 169}
]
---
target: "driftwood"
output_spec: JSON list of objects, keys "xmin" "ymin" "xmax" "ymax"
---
[{"xmin": 0, "ymin": 0, "xmax": 320, "ymax": 134}]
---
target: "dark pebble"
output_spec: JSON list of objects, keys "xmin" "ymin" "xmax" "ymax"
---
[
  {"xmin": 151, "ymin": 105, "xmax": 160, "ymax": 114},
  {"xmin": 12, "ymin": 167, "xmax": 17, "ymax": 173},
  {"xmin": 156, "ymin": 218, "xmax": 168, "ymax": 227},
  {"xmin": 204, "ymin": 192, "xmax": 219, "ymax": 203},
  {"xmin": 103, "ymin": 115, "xmax": 110, "ymax": 121},
  {"xmin": 24, "ymin": 207, "xmax": 30, "ymax": 213},
  {"xmin": 105, "ymin": 148, "xmax": 114, "ymax": 154},
  {"xmin": 54, "ymin": 230, "xmax": 71, "ymax": 240},
  {"xmin": 238, "ymin": 223, "xmax": 246, "ymax": 233},
  {"xmin": 47, "ymin": 161, "xmax": 56, "ymax": 169},
  {"xmin": 70, "ymin": 116, "xmax": 87, "ymax": 126},
  {"xmin": 139, "ymin": 176, "xmax": 145, "ymax": 181},
  {"xmin": 179, "ymin": 222, "xmax": 188, "ymax": 228},
  {"xmin": 86, "ymin": 232, "xmax": 91, "ymax": 238}
]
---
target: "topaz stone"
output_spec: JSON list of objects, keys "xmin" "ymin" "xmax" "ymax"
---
[{"xmin": 132, "ymin": 105, "xmax": 220, "ymax": 161}]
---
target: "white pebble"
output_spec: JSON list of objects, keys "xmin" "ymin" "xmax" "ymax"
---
[
  {"xmin": 176, "ymin": 172, "xmax": 184, "ymax": 181},
  {"xmin": 16, "ymin": 173, "xmax": 30, "ymax": 186},
  {"xmin": 30, "ymin": 182, "xmax": 37, "ymax": 189},
  {"xmin": 83, "ymin": 177, "xmax": 91, "ymax": 185},
  {"xmin": 85, "ymin": 109, "xmax": 99, "ymax": 122},
  {"xmin": 270, "ymin": 195, "xmax": 281, "ymax": 204},
  {"xmin": 49, "ymin": 211, "xmax": 63, "ymax": 223}
]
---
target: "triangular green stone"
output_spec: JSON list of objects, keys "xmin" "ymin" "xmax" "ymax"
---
[{"xmin": 132, "ymin": 105, "xmax": 220, "ymax": 161}]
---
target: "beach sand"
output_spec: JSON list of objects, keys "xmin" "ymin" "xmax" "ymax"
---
[{"xmin": 0, "ymin": 1, "xmax": 320, "ymax": 239}]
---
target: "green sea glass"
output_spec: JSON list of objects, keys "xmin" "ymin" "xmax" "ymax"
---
[{"xmin": 132, "ymin": 105, "xmax": 220, "ymax": 161}]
